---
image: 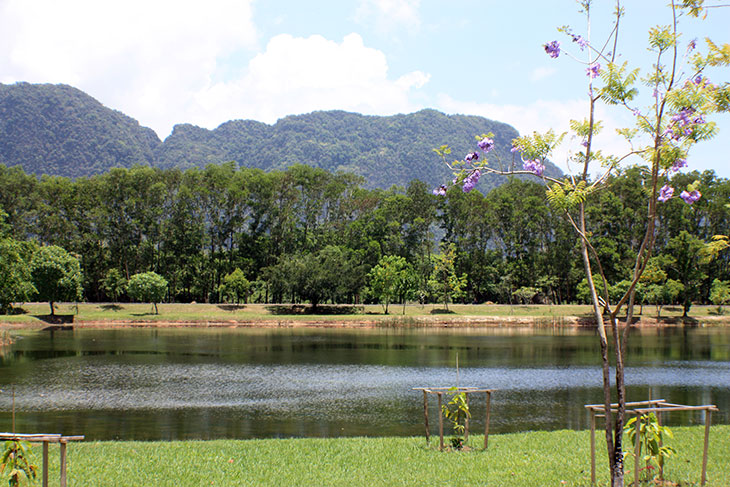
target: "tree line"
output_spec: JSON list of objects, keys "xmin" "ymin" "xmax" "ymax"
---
[{"xmin": 1, "ymin": 162, "xmax": 729, "ymax": 313}]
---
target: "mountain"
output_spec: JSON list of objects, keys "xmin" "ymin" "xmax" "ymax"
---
[
  {"xmin": 0, "ymin": 82, "xmax": 562, "ymax": 189},
  {"xmin": 0, "ymin": 83, "xmax": 160, "ymax": 178}
]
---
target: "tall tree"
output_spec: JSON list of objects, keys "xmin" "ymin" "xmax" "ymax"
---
[
  {"xmin": 433, "ymin": 3, "xmax": 730, "ymax": 485},
  {"xmin": 30, "ymin": 245, "xmax": 83, "ymax": 315}
]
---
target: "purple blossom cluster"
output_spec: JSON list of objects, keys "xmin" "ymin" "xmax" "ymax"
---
[
  {"xmin": 462, "ymin": 169, "xmax": 481, "ymax": 193},
  {"xmin": 478, "ymin": 137, "xmax": 495, "ymax": 152},
  {"xmin": 657, "ymin": 184, "xmax": 702, "ymax": 205},
  {"xmin": 544, "ymin": 41, "xmax": 560, "ymax": 58},
  {"xmin": 523, "ymin": 159, "xmax": 545, "ymax": 176},
  {"xmin": 658, "ymin": 184, "xmax": 674, "ymax": 202},
  {"xmin": 670, "ymin": 158, "xmax": 687, "ymax": 173},
  {"xmin": 586, "ymin": 63, "xmax": 601, "ymax": 79},
  {"xmin": 432, "ymin": 137, "xmax": 496, "ymax": 195},
  {"xmin": 665, "ymin": 107, "xmax": 706, "ymax": 141},
  {"xmin": 680, "ymin": 189, "xmax": 702, "ymax": 204}
]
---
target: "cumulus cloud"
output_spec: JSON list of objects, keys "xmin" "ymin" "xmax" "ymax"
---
[
  {"xmin": 354, "ymin": 0, "xmax": 421, "ymax": 34},
  {"xmin": 437, "ymin": 94, "xmax": 636, "ymax": 175},
  {"xmin": 0, "ymin": 0, "xmax": 258, "ymax": 137},
  {"xmin": 192, "ymin": 33, "xmax": 430, "ymax": 129}
]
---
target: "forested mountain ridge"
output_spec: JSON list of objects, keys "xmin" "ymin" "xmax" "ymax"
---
[
  {"xmin": 0, "ymin": 83, "xmax": 160, "ymax": 177},
  {"xmin": 0, "ymin": 82, "xmax": 561, "ymax": 189}
]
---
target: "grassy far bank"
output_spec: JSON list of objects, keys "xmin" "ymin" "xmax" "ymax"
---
[
  {"xmin": 2, "ymin": 302, "xmax": 730, "ymax": 327},
  {"xmin": 34, "ymin": 426, "xmax": 729, "ymax": 487}
]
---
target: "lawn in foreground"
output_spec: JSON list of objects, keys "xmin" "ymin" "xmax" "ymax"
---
[{"xmin": 42, "ymin": 426, "xmax": 730, "ymax": 486}]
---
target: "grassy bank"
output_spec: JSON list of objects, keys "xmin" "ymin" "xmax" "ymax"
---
[
  {"xmin": 33, "ymin": 426, "xmax": 730, "ymax": 486},
  {"xmin": 2, "ymin": 302, "xmax": 729, "ymax": 328}
]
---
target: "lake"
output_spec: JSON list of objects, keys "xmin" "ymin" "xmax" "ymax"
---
[{"xmin": 1, "ymin": 326, "xmax": 728, "ymax": 440}]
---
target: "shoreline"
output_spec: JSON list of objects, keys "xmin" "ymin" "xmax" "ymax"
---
[{"xmin": 4, "ymin": 313, "xmax": 730, "ymax": 331}]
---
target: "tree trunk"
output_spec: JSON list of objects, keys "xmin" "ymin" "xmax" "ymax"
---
[{"xmin": 49, "ymin": 301, "xmax": 55, "ymax": 316}]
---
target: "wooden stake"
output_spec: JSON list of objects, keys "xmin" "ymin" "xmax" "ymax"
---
[
  {"xmin": 43, "ymin": 442, "xmax": 49, "ymax": 487},
  {"xmin": 634, "ymin": 414, "xmax": 641, "ymax": 487},
  {"xmin": 701, "ymin": 410, "xmax": 712, "ymax": 486},
  {"xmin": 589, "ymin": 409, "xmax": 596, "ymax": 486},
  {"xmin": 60, "ymin": 440, "xmax": 67, "ymax": 487},
  {"xmin": 484, "ymin": 391, "xmax": 491, "ymax": 450},
  {"xmin": 437, "ymin": 392, "xmax": 444, "ymax": 451},
  {"xmin": 422, "ymin": 390, "xmax": 430, "ymax": 444},
  {"xmin": 464, "ymin": 392, "xmax": 470, "ymax": 442}
]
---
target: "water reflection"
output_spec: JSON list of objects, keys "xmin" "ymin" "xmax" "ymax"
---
[{"xmin": 0, "ymin": 327, "xmax": 728, "ymax": 440}]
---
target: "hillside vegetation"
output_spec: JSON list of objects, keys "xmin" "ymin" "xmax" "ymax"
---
[{"xmin": 0, "ymin": 82, "xmax": 561, "ymax": 189}]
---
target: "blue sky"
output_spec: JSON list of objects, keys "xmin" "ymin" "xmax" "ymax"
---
[{"xmin": 1, "ymin": 0, "xmax": 728, "ymax": 178}]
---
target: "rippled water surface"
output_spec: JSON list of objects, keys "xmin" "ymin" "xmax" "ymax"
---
[{"xmin": 1, "ymin": 326, "xmax": 728, "ymax": 440}]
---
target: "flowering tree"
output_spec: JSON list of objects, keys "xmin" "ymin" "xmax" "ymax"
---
[{"xmin": 434, "ymin": 2, "xmax": 729, "ymax": 485}]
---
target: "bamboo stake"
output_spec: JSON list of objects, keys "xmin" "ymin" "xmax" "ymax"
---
[
  {"xmin": 634, "ymin": 414, "xmax": 641, "ymax": 487},
  {"xmin": 589, "ymin": 408, "xmax": 596, "ymax": 486},
  {"xmin": 422, "ymin": 389, "xmax": 430, "ymax": 444},
  {"xmin": 464, "ymin": 392, "xmax": 470, "ymax": 442},
  {"xmin": 484, "ymin": 391, "xmax": 491, "ymax": 450},
  {"xmin": 437, "ymin": 392, "xmax": 444, "ymax": 451},
  {"xmin": 60, "ymin": 440, "xmax": 67, "ymax": 487},
  {"xmin": 43, "ymin": 442, "xmax": 49, "ymax": 487},
  {"xmin": 701, "ymin": 410, "xmax": 712, "ymax": 486}
]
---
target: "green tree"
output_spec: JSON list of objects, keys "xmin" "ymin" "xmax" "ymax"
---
[
  {"xmin": 127, "ymin": 272, "xmax": 168, "ymax": 314},
  {"xmin": 101, "ymin": 268, "xmax": 127, "ymax": 302},
  {"xmin": 429, "ymin": 243, "xmax": 467, "ymax": 311},
  {"xmin": 709, "ymin": 278, "xmax": 730, "ymax": 313},
  {"xmin": 222, "ymin": 268, "xmax": 250, "ymax": 304},
  {"xmin": 0, "ymin": 237, "xmax": 36, "ymax": 314},
  {"xmin": 434, "ymin": 3, "xmax": 730, "ymax": 484},
  {"xmin": 367, "ymin": 255, "xmax": 415, "ymax": 314},
  {"xmin": 30, "ymin": 245, "xmax": 83, "ymax": 315}
]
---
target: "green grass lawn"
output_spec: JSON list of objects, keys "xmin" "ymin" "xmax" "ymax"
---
[
  {"xmin": 30, "ymin": 426, "xmax": 729, "ymax": 486},
  {"xmin": 2, "ymin": 302, "xmax": 726, "ymax": 326}
]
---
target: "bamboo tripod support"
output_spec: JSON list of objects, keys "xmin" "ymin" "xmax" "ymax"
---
[
  {"xmin": 414, "ymin": 387, "xmax": 496, "ymax": 451},
  {"xmin": 584, "ymin": 400, "xmax": 718, "ymax": 486}
]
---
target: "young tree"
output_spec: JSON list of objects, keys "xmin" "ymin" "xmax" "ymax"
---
[
  {"xmin": 222, "ymin": 268, "xmax": 250, "ymax": 304},
  {"xmin": 101, "ymin": 268, "xmax": 127, "ymax": 302},
  {"xmin": 429, "ymin": 243, "xmax": 467, "ymax": 311},
  {"xmin": 434, "ymin": 3, "xmax": 729, "ymax": 485},
  {"xmin": 127, "ymin": 271, "xmax": 168, "ymax": 314},
  {"xmin": 30, "ymin": 245, "xmax": 83, "ymax": 315},
  {"xmin": 709, "ymin": 278, "xmax": 730, "ymax": 313},
  {"xmin": 367, "ymin": 255, "xmax": 416, "ymax": 314}
]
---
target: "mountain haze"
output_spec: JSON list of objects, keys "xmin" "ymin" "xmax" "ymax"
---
[{"xmin": 0, "ymin": 82, "xmax": 561, "ymax": 189}]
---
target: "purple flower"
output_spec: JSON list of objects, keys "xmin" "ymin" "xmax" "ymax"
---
[
  {"xmin": 433, "ymin": 185, "xmax": 447, "ymax": 196},
  {"xmin": 464, "ymin": 152, "xmax": 479, "ymax": 163},
  {"xmin": 544, "ymin": 41, "xmax": 560, "ymax": 58},
  {"xmin": 510, "ymin": 145, "xmax": 522, "ymax": 153},
  {"xmin": 658, "ymin": 184, "xmax": 674, "ymax": 202},
  {"xmin": 670, "ymin": 159, "xmax": 687, "ymax": 172},
  {"xmin": 572, "ymin": 34, "xmax": 588, "ymax": 50},
  {"xmin": 523, "ymin": 159, "xmax": 545, "ymax": 176},
  {"xmin": 586, "ymin": 63, "xmax": 601, "ymax": 79},
  {"xmin": 688, "ymin": 39, "xmax": 697, "ymax": 52},
  {"xmin": 632, "ymin": 109, "xmax": 642, "ymax": 117},
  {"xmin": 478, "ymin": 137, "xmax": 495, "ymax": 153},
  {"xmin": 462, "ymin": 169, "xmax": 481, "ymax": 193},
  {"xmin": 680, "ymin": 189, "xmax": 701, "ymax": 204}
]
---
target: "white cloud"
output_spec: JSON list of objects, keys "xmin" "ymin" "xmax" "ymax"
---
[
  {"xmin": 355, "ymin": 0, "xmax": 421, "ymax": 34},
  {"xmin": 0, "ymin": 0, "xmax": 257, "ymax": 138},
  {"xmin": 436, "ymin": 94, "xmax": 635, "ymax": 175},
  {"xmin": 192, "ymin": 33, "xmax": 430, "ymax": 129}
]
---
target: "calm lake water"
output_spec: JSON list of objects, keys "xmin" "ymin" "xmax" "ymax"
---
[{"xmin": 1, "ymin": 326, "xmax": 728, "ymax": 440}]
